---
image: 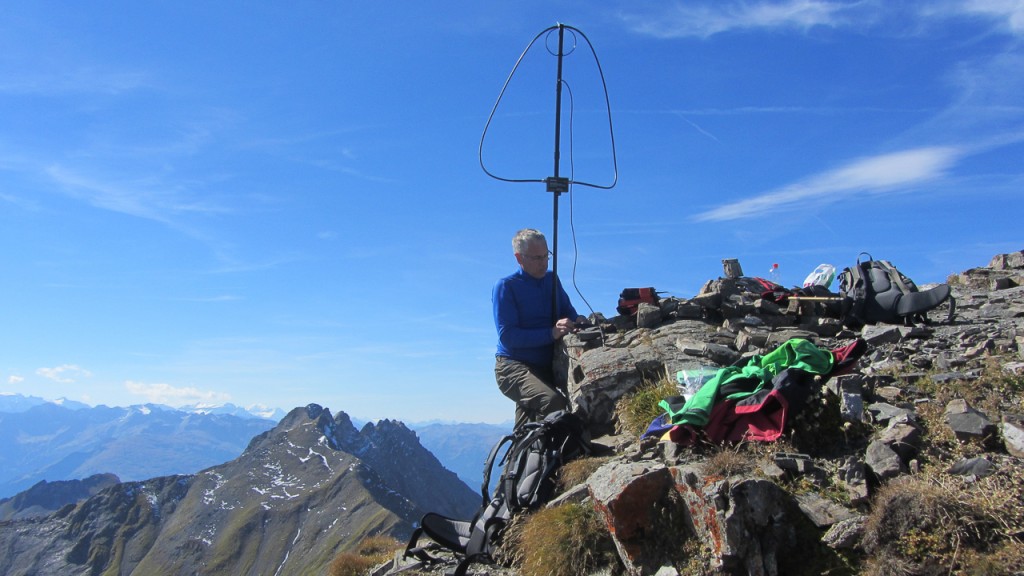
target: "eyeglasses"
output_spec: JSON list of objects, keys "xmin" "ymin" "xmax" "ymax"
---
[{"xmin": 522, "ymin": 251, "xmax": 552, "ymax": 262}]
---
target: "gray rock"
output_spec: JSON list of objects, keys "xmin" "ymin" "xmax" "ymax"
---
[
  {"xmin": 774, "ymin": 453, "xmax": 815, "ymax": 475},
  {"xmin": 637, "ymin": 302, "xmax": 663, "ymax": 329},
  {"xmin": 588, "ymin": 461, "xmax": 675, "ymax": 576},
  {"xmin": 866, "ymin": 402, "xmax": 916, "ymax": 426},
  {"xmin": 948, "ymin": 456, "xmax": 995, "ymax": 479},
  {"xmin": 822, "ymin": 516, "xmax": 865, "ymax": 550},
  {"xmin": 944, "ymin": 398, "xmax": 996, "ymax": 443},
  {"xmin": 990, "ymin": 250, "xmax": 1024, "ymax": 270},
  {"xmin": 704, "ymin": 343, "xmax": 741, "ymax": 366},
  {"xmin": 878, "ymin": 421, "xmax": 922, "ymax": 461},
  {"xmin": 836, "ymin": 457, "xmax": 869, "ymax": 506},
  {"xmin": 862, "ymin": 325, "xmax": 903, "ymax": 345},
  {"xmin": 865, "ymin": 440, "xmax": 904, "ymax": 481},
  {"xmin": 1001, "ymin": 414, "xmax": 1024, "ymax": 457},
  {"xmin": 794, "ymin": 492, "xmax": 857, "ymax": 528},
  {"xmin": 669, "ymin": 468, "xmax": 796, "ymax": 576}
]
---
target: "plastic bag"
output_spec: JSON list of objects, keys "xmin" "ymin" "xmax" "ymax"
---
[
  {"xmin": 802, "ymin": 264, "xmax": 836, "ymax": 289},
  {"xmin": 675, "ymin": 366, "xmax": 717, "ymax": 401}
]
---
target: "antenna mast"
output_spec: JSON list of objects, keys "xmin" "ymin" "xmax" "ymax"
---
[{"xmin": 545, "ymin": 23, "xmax": 569, "ymax": 321}]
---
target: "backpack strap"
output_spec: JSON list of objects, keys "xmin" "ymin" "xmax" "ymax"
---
[
  {"xmin": 877, "ymin": 260, "xmax": 915, "ymax": 295},
  {"xmin": 501, "ymin": 424, "xmax": 549, "ymax": 510},
  {"xmin": 843, "ymin": 261, "xmax": 868, "ymax": 327},
  {"xmin": 403, "ymin": 526, "xmax": 436, "ymax": 563},
  {"xmin": 480, "ymin": 434, "xmax": 514, "ymax": 505}
]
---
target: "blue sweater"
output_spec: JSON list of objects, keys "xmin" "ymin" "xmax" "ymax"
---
[{"xmin": 493, "ymin": 268, "xmax": 579, "ymax": 368}]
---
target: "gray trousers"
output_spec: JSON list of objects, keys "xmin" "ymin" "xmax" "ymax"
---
[{"xmin": 494, "ymin": 356, "xmax": 568, "ymax": 430}]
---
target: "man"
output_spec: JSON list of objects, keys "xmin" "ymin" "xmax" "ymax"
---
[{"xmin": 492, "ymin": 228, "xmax": 588, "ymax": 429}]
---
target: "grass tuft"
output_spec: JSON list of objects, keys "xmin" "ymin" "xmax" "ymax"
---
[
  {"xmin": 616, "ymin": 371, "xmax": 677, "ymax": 437},
  {"xmin": 327, "ymin": 535, "xmax": 403, "ymax": 576},
  {"xmin": 505, "ymin": 503, "xmax": 620, "ymax": 576},
  {"xmin": 861, "ymin": 475, "xmax": 1024, "ymax": 575}
]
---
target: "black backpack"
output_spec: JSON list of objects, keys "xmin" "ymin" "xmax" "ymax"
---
[
  {"xmin": 837, "ymin": 253, "xmax": 955, "ymax": 328},
  {"xmin": 404, "ymin": 410, "xmax": 596, "ymax": 575}
]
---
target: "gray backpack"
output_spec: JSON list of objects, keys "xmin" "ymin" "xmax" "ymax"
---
[
  {"xmin": 838, "ymin": 253, "xmax": 954, "ymax": 328},
  {"xmin": 404, "ymin": 410, "xmax": 595, "ymax": 575}
]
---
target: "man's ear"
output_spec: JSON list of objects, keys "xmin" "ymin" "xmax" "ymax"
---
[{"xmin": 514, "ymin": 253, "xmax": 523, "ymax": 265}]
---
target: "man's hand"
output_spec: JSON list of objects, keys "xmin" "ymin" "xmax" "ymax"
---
[{"xmin": 551, "ymin": 317, "xmax": 576, "ymax": 340}]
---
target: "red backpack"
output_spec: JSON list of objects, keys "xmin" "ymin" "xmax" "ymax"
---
[{"xmin": 616, "ymin": 287, "xmax": 659, "ymax": 316}]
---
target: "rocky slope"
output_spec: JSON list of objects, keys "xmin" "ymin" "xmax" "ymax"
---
[
  {"xmin": 0, "ymin": 404, "xmax": 477, "ymax": 576},
  {"xmin": 389, "ymin": 250, "xmax": 1024, "ymax": 576}
]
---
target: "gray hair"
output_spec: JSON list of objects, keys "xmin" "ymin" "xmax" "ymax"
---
[{"xmin": 512, "ymin": 229, "xmax": 546, "ymax": 255}]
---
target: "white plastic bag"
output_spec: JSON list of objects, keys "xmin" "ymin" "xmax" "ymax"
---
[
  {"xmin": 676, "ymin": 366, "xmax": 717, "ymax": 402},
  {"xmin": 802, "ymin": 264, "xmax": 836, "ymax": 289}
]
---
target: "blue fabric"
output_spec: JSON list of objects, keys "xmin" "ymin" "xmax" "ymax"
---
[{"xmin": 493, "ymin": 268, "xmax": 579, "ymax": 368}]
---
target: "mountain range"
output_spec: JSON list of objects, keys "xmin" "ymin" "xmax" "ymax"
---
[
  {"xmin": 0, "ymin": 393, "xmax": 287, "ymax": 420},
  {"xmin": 0, "ymin": 401, "xmax": 280, "ymax": 498},
  {"xmin": 0, "ymin": 394, "xmax": 508, "ymax": 501},
  {"xmin": 0, "ymin": 403, "xmax": 478, "ymax": 575}
]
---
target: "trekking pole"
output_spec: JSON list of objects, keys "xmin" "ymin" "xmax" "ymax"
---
[{"xmin": 787, "ymin": 296, "xmax": 845, "ymax": 302}]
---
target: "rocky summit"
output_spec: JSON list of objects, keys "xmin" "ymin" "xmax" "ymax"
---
[
  {"xmin": 3, "ymin": 251, "xmax": 1022, "ymax": 576},
  {"xmin": 0, "ymin": 404, "xmax": 477, "ymax": 576},
  {"xmin": 389, "ymin": 250, "xmax": 1024, "ymax": 576}
]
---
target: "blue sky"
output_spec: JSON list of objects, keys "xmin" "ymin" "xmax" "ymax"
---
[{"xmin": 1, "ymin": 1, "xmax": 1021, "ymax": 424}]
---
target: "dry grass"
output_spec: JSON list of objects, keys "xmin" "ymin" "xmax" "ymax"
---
[
  {"xmin": 504, "ymin": 503, "xmax": 620, "ymax": 576},
  {"xmin": 557, "ymin": 456, "xmax": 609, "ymax": 491},
  {"xmin": 327, "ymin": 535, "xmax": 403, "ymax": 576},
  {"xmin": 861, "ymin": 467, "xmax": 1024, "ymax": 575},
  {"xmin": 700, "ymin": 445, "xmax": 756, "ymax": 478},
  {"xmin": 615, "ymin": 371, "xmax": 677, "ymax": 437},
  {"xmin": 912, "ymin": 357, "xmax": 1023, "ymax": 418}
]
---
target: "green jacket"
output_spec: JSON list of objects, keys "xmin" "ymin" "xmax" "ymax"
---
[{"xmin": 661, "ymin": 338, "xmax": 834, "ymax": 426}]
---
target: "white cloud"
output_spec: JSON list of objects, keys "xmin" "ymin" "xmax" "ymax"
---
[
  {"xmin": 36, "ymin": 364, "xmax": 93, "ymax": 383},
  {"xmin": 621, "ymin": 0, "xmax": 855, "ymax": 38},
  {"xmin": 125, "ymin": 380, "xmax": 231, "ymax": 406},
  {"xmin": 950, "ymin": 0, "xmax": 1024, "ymax": 33},
  {"xmin": 0, "ymin": 67, "xmax": 150, "ymax": 96},
  {"xmin": 693, "ymin": 146, "xmax": 963, "ymax": 222},
  {"xmin": 45, "ymin": 164, "xmax": 229, "ymax": 224},
  {"xmin": 7, "ymin": 375, "xmax": 24, "ymax": 384},
  {"xmin": 621, "ymin": 0, "xmax": 1024, "ymax": 38}
]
